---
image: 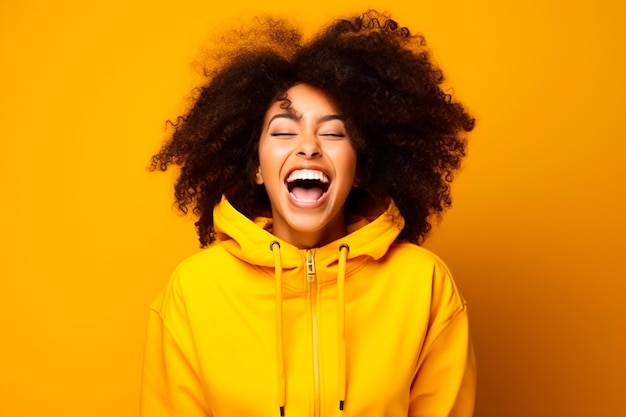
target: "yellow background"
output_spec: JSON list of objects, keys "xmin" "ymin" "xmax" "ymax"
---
[{"xmin": 1, "ymin": 1, "xmax": 624, "ymax": 416}]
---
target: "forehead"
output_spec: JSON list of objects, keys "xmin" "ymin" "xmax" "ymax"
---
[{"xmin": 264, "ymin": 84, "xmax": 340, "ymax": 119}]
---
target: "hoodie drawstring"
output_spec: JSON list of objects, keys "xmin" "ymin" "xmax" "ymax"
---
[
  {"xmin": 337, "ymin": 244, "xmax": 349, "ymax": 411},
  {"xmin": 270, "ymin": 242, "xmax": 350, "ymax": 415},
  {"xmin": 270, "ymin": 241, "xmax": 286, "ymax": 417}
]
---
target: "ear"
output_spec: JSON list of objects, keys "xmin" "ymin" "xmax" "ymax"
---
[{"xmin": 255, "ymin": 166, "xmax": 264, "ymax": 185}]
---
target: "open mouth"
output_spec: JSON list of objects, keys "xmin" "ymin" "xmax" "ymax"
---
[{"xmin": 285, "ymin": 169, "xmax": 330, "ymax": 202}]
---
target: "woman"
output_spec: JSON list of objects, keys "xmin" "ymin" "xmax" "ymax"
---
[{"xmin": 142, "ymin": 11, "xmax": 475, "ymax": 417}]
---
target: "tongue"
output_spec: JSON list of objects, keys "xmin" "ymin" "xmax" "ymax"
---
[{"xmin": 291, "ymin": 186, "xmax": 324, "ymax": 201}]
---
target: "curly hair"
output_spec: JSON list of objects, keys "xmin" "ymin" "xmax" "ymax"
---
[{"xmin": 150, "ymin": 11, "xmax": 475, "ymax": 247}]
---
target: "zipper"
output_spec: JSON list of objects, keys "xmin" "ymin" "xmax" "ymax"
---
[{"xmin": 306, "ymin": 249, "xmax": 321, "ymax": 417}]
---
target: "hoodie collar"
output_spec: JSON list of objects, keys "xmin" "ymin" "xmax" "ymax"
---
[{"xmin": 214, "ymin": 196, "xmax": 404, "ymax": 275}]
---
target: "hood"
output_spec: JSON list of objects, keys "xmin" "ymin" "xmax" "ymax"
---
[{"xmin": 213, "ymin": 196, "xmax": 404, "ymax": 288}]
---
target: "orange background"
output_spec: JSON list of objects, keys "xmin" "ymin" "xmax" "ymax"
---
[{"xmin": 1, "ymin": 1, "xmax": 624, "ymax": 416}]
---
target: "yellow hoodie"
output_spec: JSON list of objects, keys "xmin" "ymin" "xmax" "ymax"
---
[{"xmin": 141, "ymin": 198, "xmax": 475, "ymax": 417}]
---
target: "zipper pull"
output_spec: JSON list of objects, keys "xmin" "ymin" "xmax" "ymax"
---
[{"xmin": 306, "ymin": 250, "xmax": 316, "ymax": 282}]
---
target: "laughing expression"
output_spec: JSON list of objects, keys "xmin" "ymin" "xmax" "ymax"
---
[{"xmin": 255, "ymin": 83, "xmax": 357, "ymax": 249}]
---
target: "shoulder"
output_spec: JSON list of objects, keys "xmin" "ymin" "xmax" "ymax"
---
[
  {"xmin": 173, "ymin": 243, "xmax": 230, "ymax": 272},
  {"xmin": 167, "ymin": 242, "xmax": 254, "ymax": 283},
  {"xmin": 151, "ymin": 244, "xmax": 242, "ymax": 313},
  {"xmin": 384, "ymin": 242, "xmax": 453, "ymax": 275},
  {"xmin": 386, "ymin": 242, "xmax": 466, "ymax": 310}
]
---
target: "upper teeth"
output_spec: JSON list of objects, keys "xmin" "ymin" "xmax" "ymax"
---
[{"xmin": 286, "ymin": 169, "xmax": 329, "ymax": 183}]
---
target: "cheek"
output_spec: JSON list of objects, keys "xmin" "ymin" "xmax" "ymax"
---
[
  {"xmin": 335, "ymin": 146, "xmax": 358, "ymax": 177},
  {"xmin": 256, "ymin": 143, "xmax": 285, "ymax": 184}
]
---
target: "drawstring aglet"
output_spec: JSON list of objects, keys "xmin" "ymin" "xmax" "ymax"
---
[
  {"xmin": 280, "ymin": 406, "xmax": 285, "ymax": 416},
  {"xmin": 339, "ymin": 400, "xmax": 345, "ymax": 411}
]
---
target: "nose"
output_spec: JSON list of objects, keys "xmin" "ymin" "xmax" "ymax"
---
[{"xmin": 295, "ymin": 134, "xmax": 321, "ymax": 159}]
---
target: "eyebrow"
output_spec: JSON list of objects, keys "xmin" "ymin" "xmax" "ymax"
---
[
  {"xmin": 267, "ymin": 113, "xmax": 300, "ymax": 127},
  {"xmin": 266, "ymin": 113, "xmax": 345, "ymax": 131},
  {"xmin": 319, "ymin": 114, "xmax": 344, "ymax": 123}
]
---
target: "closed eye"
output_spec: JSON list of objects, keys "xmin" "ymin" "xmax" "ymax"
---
[
  {"xmin": 270, "ymin": 132, "xmax": 297, "ymax": 137},
  {"xmin": 319, "ymin": 133, "xmax": 346, "ymax": 138}
]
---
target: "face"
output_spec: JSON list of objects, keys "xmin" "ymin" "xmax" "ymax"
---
[{"xmin": 256, "ymin": 83, "xmax": 357, "ymax": 249}]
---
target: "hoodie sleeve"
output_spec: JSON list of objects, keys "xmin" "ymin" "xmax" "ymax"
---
[
  {"xmin": 140, "ymin": 273, "xmax": 212, "ymax": 417},
  {"xmin": 408, "ymin": 260, "xmax": 476, "ymax": 417}
]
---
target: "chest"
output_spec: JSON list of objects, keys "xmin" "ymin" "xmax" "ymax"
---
[{"xmin": 184, "ymin": 262, "xmax": 433, "ymax": 416}]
